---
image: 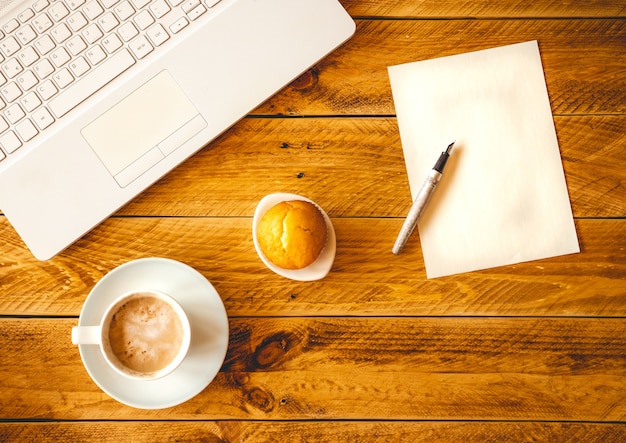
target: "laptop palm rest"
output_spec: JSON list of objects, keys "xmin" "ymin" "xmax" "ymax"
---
[{"xmin": 81, "ymin": 70, "xmax": 206, "ymax": 188}]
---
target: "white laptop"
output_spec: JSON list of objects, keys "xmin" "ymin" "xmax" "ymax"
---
[{"xmin": 0, "ymin": 0, "xmax": 355, "ymax": 259}]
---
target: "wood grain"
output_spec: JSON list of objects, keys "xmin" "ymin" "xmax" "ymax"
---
[
  {"xmin": 340, "ymin": 0, "xmax": 626, "ymax": 18},
  {"xmin": 114, "ymin": 116, "xmax": 625, "ymax": 218},
  {"xmin": 1, "ymin": 0, "xmax": 625, "ymax": 439},
  {"xmin": 1, "ymin": 318, "xmax": 625, "ymax": 420},
  {"xmin": 256, "ymin": 19, "xmax": 626, "ymax": 116},
  {"xmin": 1, "ymin": 116, "xmax": 623, "ymax": 219},
  {"xmin": 1, "ymin": 421, "xmax": 625, "ymax": 443},
  {"xmin": 1, "ymin": 218, "xmax": 624, "ymax": 317}
]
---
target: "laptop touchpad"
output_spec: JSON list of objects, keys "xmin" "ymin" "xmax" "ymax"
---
[{"xmin": 81, "ymin": 70, "xmax": 207, "ymax": 188}]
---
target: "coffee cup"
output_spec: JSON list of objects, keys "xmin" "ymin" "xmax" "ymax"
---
[{"xmin": 72, "ymin": 290, "xmax": 191, "ymax": 380}]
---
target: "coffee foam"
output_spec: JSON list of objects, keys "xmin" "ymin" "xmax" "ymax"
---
[{"xmin": 108, "ymin": 294, "xmax": 184, "ymax": 373}]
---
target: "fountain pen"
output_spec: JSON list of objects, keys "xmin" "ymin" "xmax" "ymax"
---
[{"xmin": 392, "ymin": 141, "xmax": 455, "ymax": 255}]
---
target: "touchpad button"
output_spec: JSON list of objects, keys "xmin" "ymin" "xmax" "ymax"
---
[{"xmin": 81, "ymin": 70, "xmax": 207, "ymax": 188}]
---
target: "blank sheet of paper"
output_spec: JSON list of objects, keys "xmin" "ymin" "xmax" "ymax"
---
[{"xmin": 388, "ymin": 41, "xmax": 580, "ymax": 278}]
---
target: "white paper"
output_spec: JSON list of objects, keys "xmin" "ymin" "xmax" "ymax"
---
[{"xmin": 388, "ymin": 41, "xmax": 580, "ymax": 278}]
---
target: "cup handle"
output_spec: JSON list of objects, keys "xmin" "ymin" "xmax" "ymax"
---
[{"xmin": 72, "ymin": 326, "xmax": 102, "ymax": 345}]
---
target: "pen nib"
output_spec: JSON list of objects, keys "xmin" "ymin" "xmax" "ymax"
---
[{"xmin": 446, "ymin": 141, "xmax": 455, "ymax": 154}]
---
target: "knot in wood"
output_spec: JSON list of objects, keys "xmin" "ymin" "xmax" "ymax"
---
[
  {"xmin": 245, "ymin": 386, "xmax": 275, "ymax": 413},
  {"xmin": 253, "ymin": 332, "xmax": 296, "ymax": 369},
  {"xmin": 290, "ymin": 67, "xmax": 319, "ymax": 92}
]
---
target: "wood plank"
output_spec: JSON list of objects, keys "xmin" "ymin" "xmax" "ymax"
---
[
  {"xmin": 0, "ymin": 1, "xmax": 622, "ymax": 438},
  {"xmin": 1, "ymin": 421, "xmax": 626, "ymax": 443},
  {"xmin": 111, "ymin": 116, "xmax": 625, "ymax": 218},
  {"xmin": 224, "ymin": 317, "xmax": 626, "ymax": 375},
  {"xmin": 1, "ymin": 318, "xmax": 625, "ymax": 420},
  {"xmin": 1, "ymin": 218, "xmax": 624, "ymax": 316},
  {"xmin": 257, "ymin": 19, "xmax": 626, "ymax": 116},
  {"xmin": 341, "ymin": 0, "xmax": 626, "ymax": 18},
  {"xmin": 559, "ymin": 116, "xmax": 626, "ymax": 217},
  {"xmin": 0, "ymin": 116, "xmax": 623, "ymax": 219}
]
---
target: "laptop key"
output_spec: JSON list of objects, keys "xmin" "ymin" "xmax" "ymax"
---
[
  {"xmin": 3, "ymin": 19, "xmax": 20, "ymax": 34},
  {"xmin": 147, "ymin": 24, "xmax": 169, "ymax": 46},
  {"xmin": 134, "ymin": 10, "xmax": 154, "ymax": 30},
  {"xmin": 69, "ymin": 56, "xmax": 89, "ymax": 76},
  {"xmin": 33, "ymin": 58, "xmax": 54, "ymax": 79},
  {"xmin": 102, "ymin": 33, "xmax": 123, "ymax": 53},
  {"xmin": 20, "ymin": 91, "xmax": 41, "ymax": 111},
  {"xmin": 48, "ymin": 3, "xmax": 70, "ymax": 22},
  {"xmin": 18, "ymin": 8, "xmax": 35, "ymax": 23},
  {"xmin": 2, "ymin": 58, "xmax": 24, "ymax": 79},
  {"xmin": 114, "ymin": 1, "xmax": 135, "ymax": 21},
  {"xmin": 33, "ymin": 13, "xmax": 54, "ymax": 33},
  {"xmin": 128, "ymin": 35, "xmax": 153, "ymax": 59},
  {"xmin": 32, "ymin": 107, "xmax": 54, "ymax": 129},
  {"xmin": 83, "ymin": 1, "xmax": 104, "ymax": 20},
  {"xmin": 53, "ymin": 67, "xmax": 74, "ymax": 88},
  {"xmin": 0, "ymin": 37, "xmax": 21, "ymax": 58},
  {"xmin": 36, "ymin": 79, "xmax": 58, "ymax": 99},
  {"xmin": 16, "ymin": 118, "xmax": 38, "ymax": 141},
  {"xmin": 187, "ymin": 4, "xmax": 206, "ymax": 20},
  {"xmin": 85, "ymin": 45, "xmax": 106, "ymax": 65},
  {"xmin": 18, "ymin": 70, "xmax": 39, "ymax": 91},
  {"xmin": 49, "ymin": 48, "xmax": 135, "ymax": 117},
  {"xmin": 118, "ymin": 22, "xmax": 138, "ymax": 41},
  {"xmin": 35, "ymin": 34, "xmax": 56, "ymax": 55},
  {"xmin": 33, "ymin": 0, "xmax": 49, "ymax": 13},
  {"xmin": 1, "ymin": 82, "xmax": 22, "ymax": 102},
  {"xmin": 0, "ymin": 130, "xmax": 22, "ymax": 153},
  {"xmin": 5, "ymin": 103, "xmax": 26, "ymax": 123},
  {"xmin": 169, "ymin": 17, "xmax": 188, "ymax": 34},
  {"xmin": 149, "ymin": 0, "xmax": 170, "ymax": 19}
]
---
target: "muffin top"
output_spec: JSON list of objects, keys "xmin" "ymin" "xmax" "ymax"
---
[{"xmin": 256, "ymin": 200, "xmax": 328, "ymax": 270}]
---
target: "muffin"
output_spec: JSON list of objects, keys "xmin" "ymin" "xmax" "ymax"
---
[{"xmin": 256, "ymin": 200, "xmax": 328, "ymax": 270}]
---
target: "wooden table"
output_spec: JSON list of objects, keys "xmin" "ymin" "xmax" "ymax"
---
[{"xmin": 2, "ymin": 0, "xmax": 625, "ymax": 441}]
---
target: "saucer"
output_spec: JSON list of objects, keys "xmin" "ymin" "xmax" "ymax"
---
[
  {"xmin": 252, "ymin": 193, "xmax": 337, "ymax": 281},
  {"xmin": 75, "ymin": 257, "xmax": 229, "ymax": 409}
]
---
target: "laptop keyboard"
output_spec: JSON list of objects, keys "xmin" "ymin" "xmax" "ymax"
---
[{"xmin": 0, "ymin": 0, "xmax": 222, "ymax": 162}]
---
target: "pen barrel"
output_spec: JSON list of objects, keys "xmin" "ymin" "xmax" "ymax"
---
[{"xmin": 392, "ymin": 170, "xmax": 441, "ymax": 254}]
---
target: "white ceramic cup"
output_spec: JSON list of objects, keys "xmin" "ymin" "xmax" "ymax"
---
[{"xmin": 72, "ymin": 290, "xmax": 191, "ymax": 380}]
